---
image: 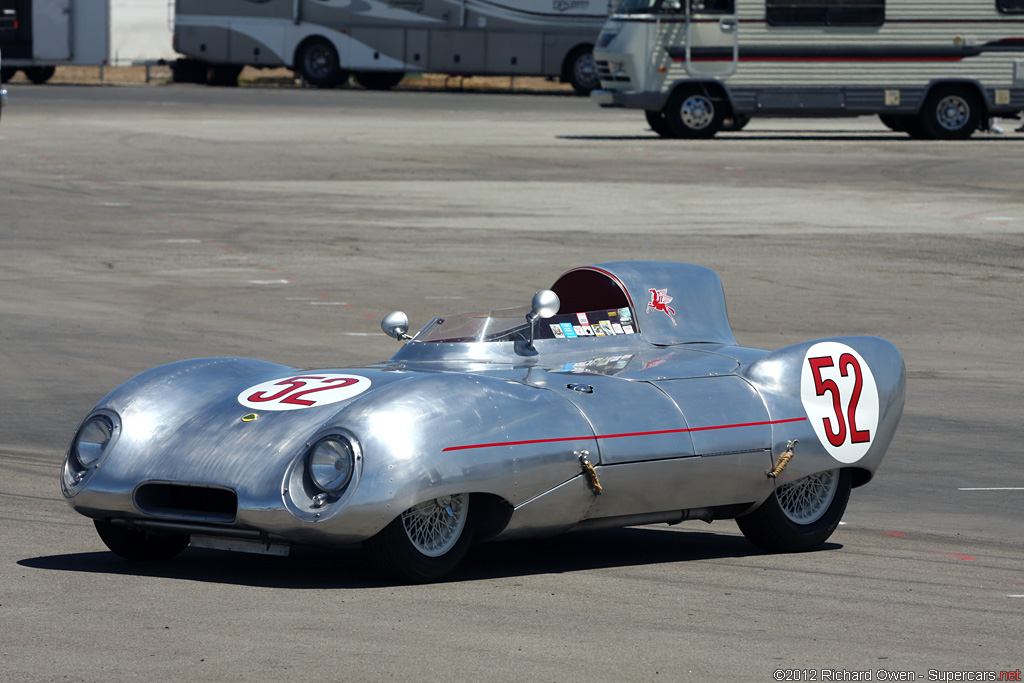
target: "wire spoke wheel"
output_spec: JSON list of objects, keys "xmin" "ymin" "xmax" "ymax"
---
[
  {"xmin": 736, "ymin": 468, "xmax": 851, "ymax": 553},
  {"xmin": 775, "ymin": 470, "xmax": 840, "ymax": 525},
  {"xmin": 401, "ymin": 494, "xmax": 469, "ymax": 557}
]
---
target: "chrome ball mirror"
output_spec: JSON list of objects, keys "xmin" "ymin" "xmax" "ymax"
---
[
  {"xmin": 381, "ymin": 311, "xmax": 411, "ymax": 341},
  {"xmin": 529, "ymin": 290, "xmax": 560, "ymax": 321}
]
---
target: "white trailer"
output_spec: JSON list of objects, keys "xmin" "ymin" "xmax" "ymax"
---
[
  {"xmin": 0, "ymin": 0, "xmax": 177, "ymax": 83},
  {"xmin": 171, "ymin": 0, "xmax": 612, "ymax": 92},
  {"xmin": 591, "ymin": 0, "xmax": 1024, "ymax": 138}
]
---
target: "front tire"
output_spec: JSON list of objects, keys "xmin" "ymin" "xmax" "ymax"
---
[
  {"xmin": 297, "ymin": 38, "xmax": 347, "ymax": 88},
  {"xmin": 665, "ymin": 87, "xmax": 723, "ymax": 139},
  {"xmin": 94, "ymin": 520, "xmax": 190, "ymax": 561},
  {"xmin": 736, "ymin": 469, "xmax": 852, "ymax": 553},
  {"xmin": 365, "ymin": 493, "xmax": 475, "ymax": 583}
]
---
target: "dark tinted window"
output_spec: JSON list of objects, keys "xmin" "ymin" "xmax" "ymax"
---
[
  {"xmin": 767, "ymin": 0, "xmax": 884, "ymax": 25},
  {"xmin": 997, "ymin": 0, "xmax": 1024, "ymax": 13}
]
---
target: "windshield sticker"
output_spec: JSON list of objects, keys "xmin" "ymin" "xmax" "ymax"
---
[
  {"xmin": 612, "ymin": 323, "xmax": 624, "ymax": 335},
  {"xmin": 238, "ymin": 374, "xmax": 371, "ymax": 411},
  {"xmin": 647, "ymin": 288, "xmax": 676, "ymax": 320},
  {"xmin": 560, "ymin": 323, "xmax": 578, "ymax": 339},
  {"xmin": 599, "ymin": 320, "xmax": 615, "ymax": 336},
  {"xmin": 618, "ymin": 307, "xmax": 633, "ymax": 323},
  {"xmin": 576, "ymin": 312, "xmax": 590, "ymax": 325},
  {"xmin": 551, "ymin": 324, "xmax": 566, "ymax": 338},
  {"xmin": 623, "ymin": 325, "xmax": 635, "ymax": 334},
  {"xmin": 580, "ymin": 325, "xmax": 596, "ymax": 336}
]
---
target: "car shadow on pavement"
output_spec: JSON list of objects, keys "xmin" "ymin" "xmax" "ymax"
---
[
  {"xmin": 556, "ymin": 133, "xmax": 1019, "ymax": 142},
  {"xmin": 18, "ymin": 526, "xmax": 841, "ymax": 588}
]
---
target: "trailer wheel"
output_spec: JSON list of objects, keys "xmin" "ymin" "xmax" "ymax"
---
[
  {"xmin": 563, "ymin": 45, "xmax": 599, "ymax": 96},
  {"xmin": 645, "ymin": 109, "xmax": 676, "ymax": 138},
  {"xmin": 665, "ymin": 88, "xmax": 723, "ymax": 139},
  {"xmin": 722, "ymin": 114, "xmax": 750, "ymax": 132},
  {"xmin": 297, "ymin": 38, "xmax": 347, "ymax": 88},
  {"xmin": 918, "ymin": 86, "xmax": 981, "ymax": 140},
  {"xmin": 23, "ymin": 66, "xmax": 56, "ymax": 85},
  {"xmin": 353, "ymin": 71, "xmax": 405, "ymax": 90},
  {"xmin": 1, "ymin": 67, "xmax": 17, "ymax": 83}
]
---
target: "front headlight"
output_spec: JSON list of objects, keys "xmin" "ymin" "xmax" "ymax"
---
[
  {"xmin": 63, "ymin": 412, "xmax": 121, "ymax": 495},
  {"xmin": 308, "ymin": 436, "xmax": 355, "ymax": 493},
  {"xmin": 74, "ymin": 415, "xmax": 114, "ymax": 468}
]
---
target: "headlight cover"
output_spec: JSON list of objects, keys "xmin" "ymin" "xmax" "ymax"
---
[
  {"xmin": 63, "ymin": 411, "xmax": 121, "ymax": 495},
  {"xmin": 308, "ymin": 436, "xmax": 356, "ymax": 493}
]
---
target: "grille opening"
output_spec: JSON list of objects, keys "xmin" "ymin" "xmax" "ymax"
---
[{"xmin": 134, "ymin": 483, "xmax": 237, "ymax": 523}]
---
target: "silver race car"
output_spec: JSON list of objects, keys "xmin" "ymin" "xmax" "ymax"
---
[{"xmin": 62, "ymin": 261, "xmax": 905, "ymax": 582}]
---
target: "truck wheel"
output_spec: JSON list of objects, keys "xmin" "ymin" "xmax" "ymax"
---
[
  {"xmin": 171, "ymin": 59, "xmax": 209, "ymax": 84},
  {"xmin": 1, "ymin": 67, "xmax": 17, "ymax": 83},
  {"xmin": 645, "ymin": 109, "xmax": 676, "ymax": 138},
  {"xmin": 665, "ymin": 88, "xmax": 723, "ymax": 139},
  {"xmin": 353, "ymin": 71, "xmax": 405, "ymax": 90},
  {"xmin": 918, "ymin": 86, "xmax": 981, "ymax": 140},
  {"xmin": 365, "ymin": 493, "xmax": 475, "ymax": 583},
  {"xmin": 23, "ymin": 66, "xmax": 56, "ymax": 85},
  {"xmin": 564, "ymin": 46, "xmax": 599, "ymax": 96},
  {"xmin": 94, "ymin": 520, "xmax": 190, "ymax": 561},
  {"xmin": 297, "ymin": 38, "xmax": 346, "ymax": 88},
  {"xmin": 736, "ymin": 469, "xmax": 851, "ymax": 553}
]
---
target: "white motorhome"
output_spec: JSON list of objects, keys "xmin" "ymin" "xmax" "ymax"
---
[
  {"xmin": 591, "ymin": 0, "xmax": 1024, "ymax": 138},
  {"xmin": 0, "ymin": 0, "xmax": 177, "ymax": 83},
  {"xmin": 172, "ymin": 0, "xmax": 612, "ymax": 92}
]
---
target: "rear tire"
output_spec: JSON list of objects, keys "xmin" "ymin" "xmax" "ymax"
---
[
  {"xmin": 564, "ymin": 46, "xmax": 599, "ymax": 96},
  {"xmin": 918, "ymin": 86, "xmax": 981, "ymax": 140},
  {"xmin": 1, "ymin": 67, "xmax": 17, "ymax": 83},
  {"xmin": 365, "ymin": 493, "xmax": 475, "ymax": 583},
  {"xmin": 94, "ymin": 520, "xmax": 190, "ymax": 561},
  {"xmin": 665, "ymin": 87, "xmax": 723, "ymax": 139},
  {"xmin": 736, "ymin": 469, "xmax": 851, "ymax": 553}
]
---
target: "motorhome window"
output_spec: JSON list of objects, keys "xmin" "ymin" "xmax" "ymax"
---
[
  {"xmin": 766, "ymin": 0, "xmax": 885, "ymax": 26},
  {"xmin": 997, "ymin": 0, "xmax": 1024, "ymax": 13}
]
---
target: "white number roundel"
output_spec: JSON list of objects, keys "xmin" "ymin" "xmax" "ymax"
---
[
  {"xmin": 800, "ymin": 342, "xmax": 879, "ymax": 464},
  {"xmin": 238, "ymin": 374, "xmax": 371, "ymax": 411}
]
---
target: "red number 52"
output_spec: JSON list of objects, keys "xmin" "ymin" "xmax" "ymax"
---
[{"xmin": 807, "ymin": 354, "xmax": 871, "ymax": 447}]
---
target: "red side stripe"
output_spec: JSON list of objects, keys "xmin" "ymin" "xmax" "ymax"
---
[{"xmin": 441, "ymin": 417, "xmax": 807, "ymax": 452}]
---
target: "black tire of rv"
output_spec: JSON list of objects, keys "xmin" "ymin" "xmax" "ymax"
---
[
  {"xmin": 1, "ymin": 67, "xmax": 16, "ymax": 83},
  {"xmin": 918, "ymin": 86, "xmax": 982, "ymax": 140},
  {"xmin": 23, "ymin": 66, "xmax": 56, "ymax": 85},
  {"xmin": 665, "ymin": 88, "xmax": 724, "ymax": 139},
  {"xmin": 564, "ymin": 46, "xmax": 599, "ymax": 96},
  {"xmin": 297, "ymin": 38, "xmax": 349, "ymax": 88}
]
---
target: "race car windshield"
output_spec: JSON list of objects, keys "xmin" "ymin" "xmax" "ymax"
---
[
  {"xmin": 415, "ymin": 306, "xmax": 532, "ymax": 344},
  {"xmin": 414, "ymin": 304, "xmax": 639, "ymax": 344}
]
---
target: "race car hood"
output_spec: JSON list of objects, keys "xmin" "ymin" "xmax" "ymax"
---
[{"xmin": 72, "ymin": 358, "xmax": 415, "ymax": 501}]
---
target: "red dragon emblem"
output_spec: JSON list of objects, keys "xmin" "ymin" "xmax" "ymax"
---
[{"xmin": 647, "ymin": 288, "xmax": 676, "ymax": 319}]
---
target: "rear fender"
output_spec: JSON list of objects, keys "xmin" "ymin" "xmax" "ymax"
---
[{"xmin": 740, "ymin": 336, "xmax": 905, "ymax": 487}]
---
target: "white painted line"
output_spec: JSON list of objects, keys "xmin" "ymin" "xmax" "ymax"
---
[
  {"xmin": 1008, "ymin": 595, "xmax": 1024, "ymax": 598},
  {"xmin": 248, "ymin": 279, "xmax": 290, "ymax": 285},
  {"xmin": 160, "ymin": 239, "xmax": 202, "ymax": 244},
  {"xmin": 309, "ymin": 302, "xmax": 346, "ymax": 306},
  {"xmin": 983, "ymin": 216, "xmax": 1017, "ymax": 221},
  {"xmin": 958, "ymin": 487, "xmax": 1024, "ymax": 491},
  {"xmin": 342, "ymin": 332, "xmax": 378, "ymax": 336}
]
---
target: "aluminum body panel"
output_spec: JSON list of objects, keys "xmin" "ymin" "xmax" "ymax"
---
[{"xmin": 62, "ymin": 262, "xmax": 905, "ymax": 554}]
